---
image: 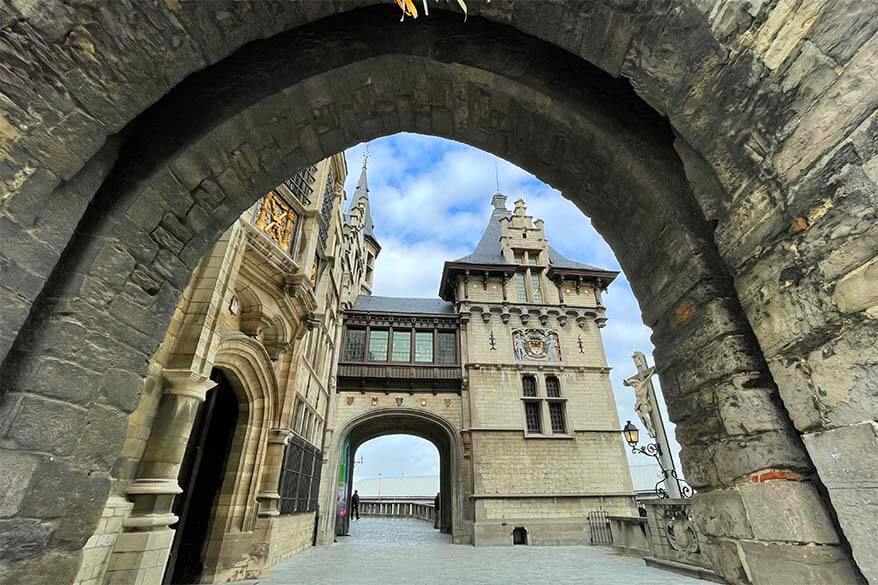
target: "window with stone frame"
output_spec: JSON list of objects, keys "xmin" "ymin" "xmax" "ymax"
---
[
  {"xmin": 524, "ymin": 401, "xmax": 542, "ymax": 433},
  {"xmin": 278, "ymin": 435, "xmax": 322, "ymax": 515},
  {"xmin": 318, "ymin": 168, "xmax": 335, "ymax": 247},
  {"xmin": 283, "ymin": 165, "xmax": 316, "ymax": 205},
  {"xmin": 531, "ymin": 273, "xmax": 543, "ymax": 303},
  {"xmin": 344, "ymin": 328, "xmax": 366, "ymax": 361},
  {"xmin": 548, "ymin": 402, "xmax": 566, "ymax": 434},
  {"xmin": 546, "ymin": 375, "xmax": 561, "ymax": 398},
  {"xmin": 514, "ymin": 272, "xmax": 527, "ymax": 302},
  {"xmin": 522, "ymin": 375, "xmax": 538, "ymax": 397}
]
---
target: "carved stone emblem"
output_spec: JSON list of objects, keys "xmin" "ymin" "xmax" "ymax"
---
[
  {"xmin": 419, "ymin": 397, "xmax": 428, "ymax": 407},
  {"xmin": 345, "ymin": 396, "xmax": 354, "ymax": 406},
  {"xmin": 443, "ymin": 398, "xmax": 452, "ymax": 408},
  {"xmin": 370, "ymin": 396, "xmax": 378, "ymax": 406},
  {"xmin": 395, "ymin": 397, "xmax": 404, "ymax": 406},
  {"xmin": 513, "ymin": 329, "xmax": 561, "ymax": 362},
  {"xmin": 229, "ymin": 295, "xmax": 240, "ymax": 316}
]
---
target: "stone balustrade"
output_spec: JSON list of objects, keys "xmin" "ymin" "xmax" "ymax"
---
[{"xmin": 359, "ymin": 498, "xmax": 435, "ymax": 523}]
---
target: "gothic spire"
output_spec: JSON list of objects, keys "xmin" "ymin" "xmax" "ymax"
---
[{"xmin": 350, "ymin": 147, "xmax": 379, "ymax": 249}]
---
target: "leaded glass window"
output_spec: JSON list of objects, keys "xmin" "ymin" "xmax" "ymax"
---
[
  {"xmin": 368, "ymin": 330, "xmax": 388, "ymax": 361},
  {"xmin": 549, "ymin": 402, "xmax": 566, "ymax": 433},
  {"xmin": 437, "ymin": 332, "xmax": 456, "ymax": 364},
  {"xmin": 414, "ymin": 332, "xmax": 433, "ymax": 363},
  {"xmin": 345, "ymin": 329, "xmax": 366, "ymax": 361},
  {"xmin": 391, "ymin": 330, "xmax": 411, "ymax": 362},
  {"xmin": 318, "ymin": 169, "xmax": 335, "ymax": 247},
  {"xmin": 524, "ymin": 401, "xmax": 541, "ymax": 433},
  {"xmin": 522, "ymin": 375, "xmax": 537, "ymax": 397},
  {"xmin": 531, "ymin": 274, "xmax": 543, "ymax": 303},
  {"xmin": 514, "ymin": 273, "xmax": 527, "ymax": 302},
  {"xmin": 546, "ymin": 376, "xmax": 561, "ymax": 398},
  {"xmin": 284, "ymin": 165, "xmax": 316, "ymax": 205}
]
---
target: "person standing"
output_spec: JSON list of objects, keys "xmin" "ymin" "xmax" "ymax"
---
[
  {"xmin": 351, "ymin": 490, "xmax": 360, "ymax": 521},
  {"xmin": 433, "ymin": 492, "xmax": 440, "ymax": 529}
]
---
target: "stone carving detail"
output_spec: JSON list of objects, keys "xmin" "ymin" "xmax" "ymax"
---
[
  {"xmin": 661, "ymin": 505, "xmax": 700, "ymax": 555},
  {"xmin": 395, "ymin": 397, "xmax": 404, "ymax": 406},
  {"xmin": 370, "ymin": 396, "xmax": 378, "ymax": 406},
  {"xmin": 254, "ymin": 191, "xmax": 298, "ymax": 252},
  {"xmin": 419, "ymin": 397, "xmax": 428, "ymax": 407},
  {"xmin": 512, "ymin": 329, "xmax": 561, "ymax": 362},
  {"xmin": 345, "ymin": 396, "xmax": 354, "ymax": 406}
]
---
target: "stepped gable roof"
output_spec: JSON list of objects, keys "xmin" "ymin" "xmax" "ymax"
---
[
  {"xmin": 350, "ymin": 295, "xmax": 455, "ymax": 315},
  {"xmin": 449, "ymin": 193, "xmax": 611, "ymax": 272}
]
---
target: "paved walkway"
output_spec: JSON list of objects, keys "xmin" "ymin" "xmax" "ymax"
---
[{"xmin": 247, "ymin": 517, "xmax": 713, "ymax": 585}]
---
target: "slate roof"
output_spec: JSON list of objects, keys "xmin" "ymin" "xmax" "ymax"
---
[
  {"xmin": 449, "ymin": 194, "xmax": 609, "ymax": 273},
  {"xmin": 350, "ymin": 295, "xmax": 456, "ymax": 315}
]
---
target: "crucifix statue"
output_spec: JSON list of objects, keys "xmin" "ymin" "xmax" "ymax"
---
[
  {"xmin": 623, "ymin": 365, "xmax": 656, "ymax": 438},
  {"xmin": 623, "ymin": 351, "xmax": 682, "ymax": 499}
]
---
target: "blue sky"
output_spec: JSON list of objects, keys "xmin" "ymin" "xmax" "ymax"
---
[{"xmin": 344, "ymin": 134, "xmax": 682, "ymax": 488}]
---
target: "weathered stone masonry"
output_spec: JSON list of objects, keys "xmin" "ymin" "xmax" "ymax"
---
[{"xmin": 0, "ymin": 3, "xmax": 875, "ymax": 584}]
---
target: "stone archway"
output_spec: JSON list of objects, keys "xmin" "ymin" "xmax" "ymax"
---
[
  {"xmin": 319, "ymin": 408, "xmax": 465, "ymax": 546},
  {"xmin": 0, "ymin": 4, "xmax": 874, "ymax": 584}
]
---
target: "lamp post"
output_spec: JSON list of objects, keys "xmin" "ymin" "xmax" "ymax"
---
[{"xmin": 623, "ymin": 420, "xmax": 691, "ymax": 499}]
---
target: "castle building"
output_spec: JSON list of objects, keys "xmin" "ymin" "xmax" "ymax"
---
[
  {"xmin": 325, "ymin": 191, "xmax": 636, "ymax": 546},
  {"xmin": 75, "ymin": 153, "xmax": 634, "ymax": 585}
]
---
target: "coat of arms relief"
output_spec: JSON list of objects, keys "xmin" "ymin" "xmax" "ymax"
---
[{"xmin": 513, "ymin": 329, "xmax": 561, "ymax": 362}]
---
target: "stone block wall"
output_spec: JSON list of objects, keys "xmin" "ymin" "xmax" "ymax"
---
[
  {"xmin": 72, "ymin": 497, "xmax": 133, "ymax": 585},
  {"xmin": 267, "ymin": 512, "xmax": 316, "ymax": 567}
]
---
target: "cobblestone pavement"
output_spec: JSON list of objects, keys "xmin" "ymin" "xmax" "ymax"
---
[{"xmin": 248, "ymin": 518, "xmax": 713, "ymax": 585}]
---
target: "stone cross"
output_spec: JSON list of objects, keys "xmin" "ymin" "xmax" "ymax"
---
[{"xmin": 627, "ymin": 352, "xmax": 681, "ymax": 499}]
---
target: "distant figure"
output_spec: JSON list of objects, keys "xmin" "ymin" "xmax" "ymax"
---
[
  {"xmin": 351, "ymin": 490, "xmax": 360, "ymax": 521},
  {"xmin": 433, "ymin": 492, "xmax": 441, "ymax": 529}
]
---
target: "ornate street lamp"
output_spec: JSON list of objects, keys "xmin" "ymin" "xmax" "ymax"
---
[{"xmin": 622, "ymin": 420, "xmax": 692, "ymax": 499}]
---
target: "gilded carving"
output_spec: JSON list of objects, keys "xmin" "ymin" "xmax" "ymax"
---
[{"xmin": 254, "ymin": 191, "xmax": 298, "ymax": 252}]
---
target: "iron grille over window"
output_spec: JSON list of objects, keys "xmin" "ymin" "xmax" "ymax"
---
[
  {"xmin": 318, "ymin": 169, "xmax": 335, "ymax": 247},
  {"xmin": 344, "ymin": 329, "xmax": 366, "ymax": 361},
  {"xmin": 436, "ymin": 332, "xmax": 456, "ymax": 364},
  {"xmin": 549, "ymin": 402, "xmax": 566, "ymax": 433},
  {"xmin": 546, "ymin": 376, "xmax": 561, "ymax": 398},
  {"xmin": 278, "ymin": 435, "xmax": 322, "ymax": 515},
  {"xmin": 522, "ymin": 375, "xmax": 537, "ymax": 397},
  {"xmin": 524, "ymin": 401, "xmax": 541, "ymax": 433},
  {"xmin": 284, "ymin": 165, "xmax": 317, "ymax": 205}
]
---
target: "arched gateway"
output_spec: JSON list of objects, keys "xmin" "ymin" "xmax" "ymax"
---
[{"xmin": 0, "ymin": 3, "xmax": 875, "ymax": 585}]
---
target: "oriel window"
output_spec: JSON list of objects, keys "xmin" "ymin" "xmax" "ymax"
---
[
  {"xmin": 414, "ymin": 331, "xmax": 434, "ymax": 363},
  {"xmin": 436, "ymin": 332, "xmax": 457, "ymax": 364},
  {"xmin": 391, "ymin": 330, "xmax": 412, "ymax": 362},
  {"xmin": 368, "ymin": 330, "xmax": 389, "ymax": 361}
]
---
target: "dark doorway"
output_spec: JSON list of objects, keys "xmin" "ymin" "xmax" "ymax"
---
[
  {"xmin": 512, "ymin": 527, "xmax": 528, "ymax": 545},
  {"xmin": 164, "ymin": 370, "xmax": 239, "ymax": 584}
]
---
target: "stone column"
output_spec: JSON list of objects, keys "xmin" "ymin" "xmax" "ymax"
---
[
  {"xmin": 256, "ymin": 429, "xmax": 292, "ymax": 517},
  {"xmin": 103, "ymin": 369, "xmax": 216, "ymax": 585}
]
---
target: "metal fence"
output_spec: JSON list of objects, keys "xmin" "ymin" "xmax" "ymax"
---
[{"xmin": 587, "ymin": 509, "xmax": 613, "ymax": 545}]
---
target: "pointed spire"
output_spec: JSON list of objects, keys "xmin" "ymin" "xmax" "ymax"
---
[{"xmin": 349, "ymin": 145, "xmax": 379, "ymax": 249}]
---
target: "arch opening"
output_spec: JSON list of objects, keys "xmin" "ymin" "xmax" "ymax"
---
[{"xmin": 0, "ymin": 4, "xmax": 870, "ymax": 585}]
